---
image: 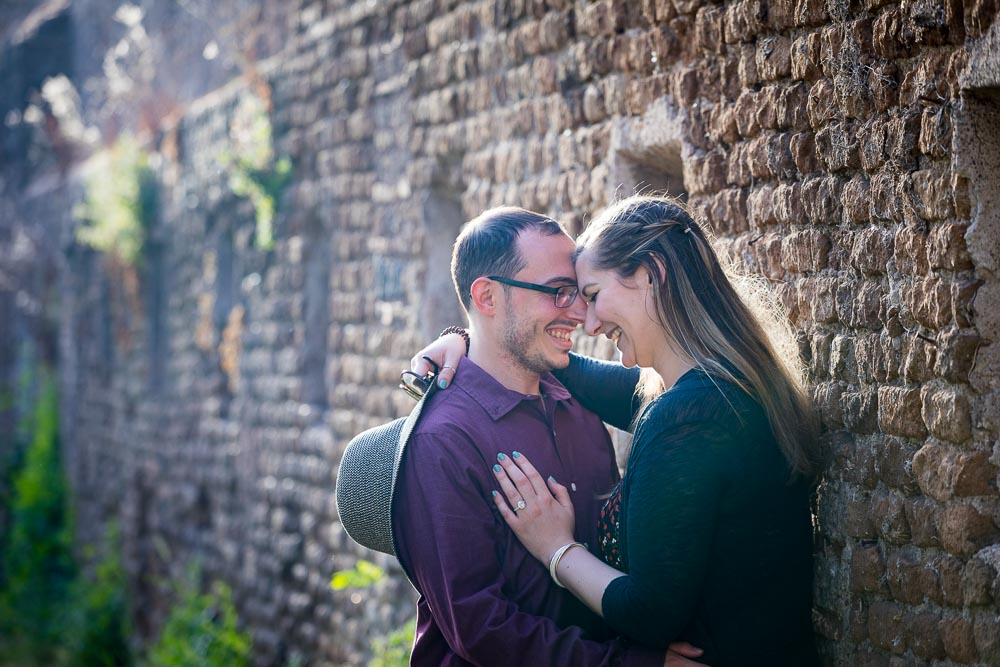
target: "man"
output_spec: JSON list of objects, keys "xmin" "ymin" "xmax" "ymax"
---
[{"xmin": 391, "ymin": 207, "xmax": 702, "ymax": 666}]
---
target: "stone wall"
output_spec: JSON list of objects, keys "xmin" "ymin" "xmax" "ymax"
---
[{"xmin": 2, "ymin": 0, "xmax": 999, "ymax": 665}]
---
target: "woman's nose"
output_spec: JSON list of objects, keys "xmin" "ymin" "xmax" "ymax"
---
[{"xmin": 584, "ymin": 304, "xmax": 602, "ymax": 336}]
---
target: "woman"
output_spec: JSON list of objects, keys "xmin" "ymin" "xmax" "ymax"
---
[{"xmin": 416, "ymin": 195, "xmax": 821, "ymax": 666}]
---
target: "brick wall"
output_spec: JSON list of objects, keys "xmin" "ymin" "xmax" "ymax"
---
[{"xmin": 2, "ymin": 0, "xmax": 999, "ymax": 665}]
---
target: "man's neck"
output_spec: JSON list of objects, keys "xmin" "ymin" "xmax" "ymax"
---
[{"xmin": 469, "ymin": 339, "xmax": 542, "ymax": 396}]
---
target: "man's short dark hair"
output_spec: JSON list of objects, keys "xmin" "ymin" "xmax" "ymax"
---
[{"xmin": 451, "ymin": 207, "xmax": 565, "ymax": 312}]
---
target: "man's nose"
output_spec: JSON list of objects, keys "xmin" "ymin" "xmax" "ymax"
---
[{"xmin": 565, "ymin": 292, "xmax": 586, "ymax": 323}]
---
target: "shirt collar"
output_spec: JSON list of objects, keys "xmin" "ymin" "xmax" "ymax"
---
[{"xmin": 452, "ymin": 357, "xmax": 573, "ymax": 421}]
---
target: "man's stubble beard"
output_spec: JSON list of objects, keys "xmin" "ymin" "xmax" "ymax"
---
[{"xmin": 500, "ymin": 299, "xmax": 559, "ymax": 377}]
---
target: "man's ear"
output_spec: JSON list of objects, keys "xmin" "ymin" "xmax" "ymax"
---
[{"xmin": 470, "ymin": 277, "xmax": 497, "ymax": 316}]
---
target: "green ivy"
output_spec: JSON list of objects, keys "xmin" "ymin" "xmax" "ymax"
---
[
  {"xmin": 221, "ymin": 93, "xmax": 292, "ymax": 250},
  {"xmin": 330, "ymin": 559, "xmax": 385, "ymax": 590},
  {"xmin": 74, "ymin": 135, "xmax": 157, "ymax": 266},
  {"xmin": 142, "ymin": 572, "xmax": 251, "ymax": 667}
]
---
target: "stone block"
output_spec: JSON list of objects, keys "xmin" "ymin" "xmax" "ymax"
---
[
  {"xmin": 870, "ymin": 62, "xmax": 901, "ymax": 112},
  {"xmin": 867, "ymin": 601, "xmax": 908, "ymax": 654},
  {"xmin": 851, "ymin": 543, "xmax": 888, "ymax": 593},
  {"xmin": 723, "ymin": 0, "xmax": 766, "ymax": 42},
  {"xmin": 875, "ymin": 437, "xmax": 920, "ymax": 494},
  {"xmin": 906, "ymin": 611, "xmax": 947, "ymax": 660},
  {"xmin": 935, "ymin": 328, "xmax": 980, "ymax": 382},
  {"xmin": 787, "ymin": 132, "xmax": 817, "ymax": 174},
  {"xmin": 877, "ymin": 386, "xmax": 927, "ymax": 439},
  {"xmin": 801, "ymin": 176, "xmax": 843, "ymax": 223},
  {"xmin": 842, "ymin": 175, "xmax": 871, "ymax": 223},
  {"xmin": 871, "ymin": 490, "xmax": 911, "ymax": 544},
  {"xmin": 941, "ymin": 614, "xmax": 978, "ymax": 662},
  {"xmin": 790, "ymin": 32, "xmax": 822, "ymax": 80},
  {"xmin": 806, "ymin": 79, "xmax": 837, "ymax": 129},
  {"xmin": 920, "ymin": 382, "xmax": 973, "ymax": 444},
  {"xmin": 815, "ymin": 121, "xmax": 860, "ymax": 172},
  {"xmin": 781, "ymin": 229, "xmax": 831, "ymax": 273},
  {"xmin": 850, "ymin": 226, "xmax": 893, "ymax": 274},
  {"xmin": 756, "ymin": 35, "xmax": 791, "ymax": 81},
  {"xmin": 886, "ymin": 547, "xmax": 925, "ymax": 603},
  {"xmin": 694, "ymin": 5, "xmax": 724, "ymax": 53},
  {"xmin": 756, "ymin": 86, "xmax": 779, "ymax": 131},
  {"xmin": 974, "ymin": 611, "xmax": 1000, "ymax": 663},
  {"xmin": 911, "ymin": 169, "xmax": 955, "ymax": 222},
  {"xmin": 936, "ymin": 503, "xmax": 1000, "ymax": 557},
  {"xmin": 962, "ymin": 545, "xmax": 1000, "ymax": 606},
  {"xmin": 734, "ymin": 90, "xmax": 761, "ymax": 138},
  {"xmin": 738, "ymin": 43, "xmax": 760, "ymax": 87},
  {"xmin": 841, "ymin": 389, "xmax": 879, "ymax": 433},
  {"xmin": 885, "ymin": 111, "xmax": 920, "ymax": 171},
  {"xmin": 873, "ymin": 7, "xmax": 908, "ymax": 58},
  {"xmin": 901, "ymin": 334, "xmax": 937, "ymax": 384},
  {"xmin": 928, "ymin": 221, "xmax": 972, "ymax": 271},
  {"xmin": 893, "ymin": 224, "xmax": 930, "ymax": 274},
  {"xmin": 794, "ymin": 0, "xmax": 827, "ymax": 27},
  {"xmin": 905, "ymin": 497, "xmax": 940, "ymax": 547},
  {"xmin": 771, "ymin": 183, "xmax": 802, "ymax": 224},
  {"xmin": 846, "ymin": 493, "xmax": 878, "ymax": 538}
]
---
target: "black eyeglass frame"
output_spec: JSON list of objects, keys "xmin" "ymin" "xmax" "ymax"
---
[{"xmin": 487, "ymin": 275, "xmax": 579, "ymax": 308}]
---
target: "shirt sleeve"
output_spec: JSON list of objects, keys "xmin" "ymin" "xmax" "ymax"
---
[
  {"xmin": 394, "ymin": 428, "xmax": 663, "ymax": 667},
  {"xmin": 552, "ymin": 353, "xmax": 642, "ymax": 432},
  {"xmin": 600, "ymin": 418, "xmax": 730, "ymax": 649}
]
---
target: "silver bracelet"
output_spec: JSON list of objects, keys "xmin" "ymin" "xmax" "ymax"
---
[{"xmin": 548, "ymin": 542, "xmax": 585, "ymax": 588}]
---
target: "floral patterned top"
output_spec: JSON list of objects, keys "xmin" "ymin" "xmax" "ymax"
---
[{"xmin": 597, "ymin": 481, "xmax": 624, "ymax": 570}]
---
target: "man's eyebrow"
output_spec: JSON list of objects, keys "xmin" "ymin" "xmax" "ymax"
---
[{"xmin": 544, "ymin": 276, "xmax": 578, "ymax": 286}]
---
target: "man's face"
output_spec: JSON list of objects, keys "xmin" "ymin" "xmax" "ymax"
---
[{"xmin": 496, "ymin": 230, "xmax": 586, "ymax": 375}]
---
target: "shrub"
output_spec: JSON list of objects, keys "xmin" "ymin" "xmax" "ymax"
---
[
  {"xmin": 65, "ymin": 525, "xmax": 132, "ymax": 667},
  {"xmin": 0, "ymin": 373, "xmax": 75, "ymax": 664},
  {"xmin": 142, "ymin": 572, "xmax": 251, "ymax": 667},
  {"xmin": 369, "ymin": 618, "xmax": 415, "ymax": 667}
]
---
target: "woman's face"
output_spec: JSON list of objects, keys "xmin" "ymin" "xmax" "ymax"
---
[{"xmin": 574, "ymin": 249, "xmax": 664, "ymax": 369}]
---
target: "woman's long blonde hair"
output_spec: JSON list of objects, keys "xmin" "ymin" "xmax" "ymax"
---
[{"xmin": 577, "ymin": 195, "xmax": 821, "ymax": 478}]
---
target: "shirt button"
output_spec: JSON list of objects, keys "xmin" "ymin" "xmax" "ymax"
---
[{"xmin": 571, "ymin": 483, "xmax": 577, "ymax": 492}]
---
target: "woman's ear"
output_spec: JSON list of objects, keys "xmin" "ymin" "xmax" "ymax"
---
[
  {"xmin": 470, "ymin": 277, "xmax": 497, "ymax": 317},
  {"xmin": 645, "ymin": 254, "xmax": 667, "ymax": 286}
]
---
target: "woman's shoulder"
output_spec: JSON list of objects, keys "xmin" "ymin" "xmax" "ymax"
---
[{"xmin": 639, "ymin": 367, "xmax": 763, "ymax": 431}]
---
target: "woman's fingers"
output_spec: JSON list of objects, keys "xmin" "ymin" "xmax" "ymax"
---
[
  {"xmin": 492, "ymin": 459, "xmax": 528, "ymax": 510},
  {"xmin": 410, "ymin": 354, "xmax": 435, "ymax": 376},
  {"xmin": 491, "ymin": 489, "xmax": 518, "ymax": 524},
  {"xmin": 547, "ymin": 476, "xmax": 572, "ymax": 507},
  {"xmin": 496, "ymin": 452, "xmax": 546, "ymax": 498}
]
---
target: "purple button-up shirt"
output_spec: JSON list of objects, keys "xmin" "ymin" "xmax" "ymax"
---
[{"xmin": 392, "ymin": 358, "xmax": 663, "ymax": 666}]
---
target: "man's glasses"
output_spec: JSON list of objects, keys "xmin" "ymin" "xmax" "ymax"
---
[
  {"xmin": 399, "ymin": 357, "xmax": 440, "ymax": 401},
  {"xmin": 488, "ymin": 276, "xmax": 579, "ymax": 308}
]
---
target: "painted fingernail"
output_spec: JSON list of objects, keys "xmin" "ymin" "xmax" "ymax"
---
[
  {"xmin": 512, "ymin": 451, "xmax": 521, "ymax": 458},
  {"xmin": 548, "ymin": 476, "xmax": 555, "ymax": 483},
  {"xmin": 492, "ymin": 490, "xmax": 498, "ymax": 498},
  {"xmin": 438, "ymin": 379, "xmax": 448, "ymax": 389},
  {"xmin": 497, "ymin": 453, "xmax": 506, "ymax": 461},
  {"xmin": 493, "ymin": 464, "xmax": 502, "ymax": 473}
]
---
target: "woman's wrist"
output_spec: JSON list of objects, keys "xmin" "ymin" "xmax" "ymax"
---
[
  {"xmin": 548, "ymin": 541, "xmax": 586, "ymax": 588},
  {"xmin": 438, "ymin": 326, "xmax": 470, "ymax": 354}
]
